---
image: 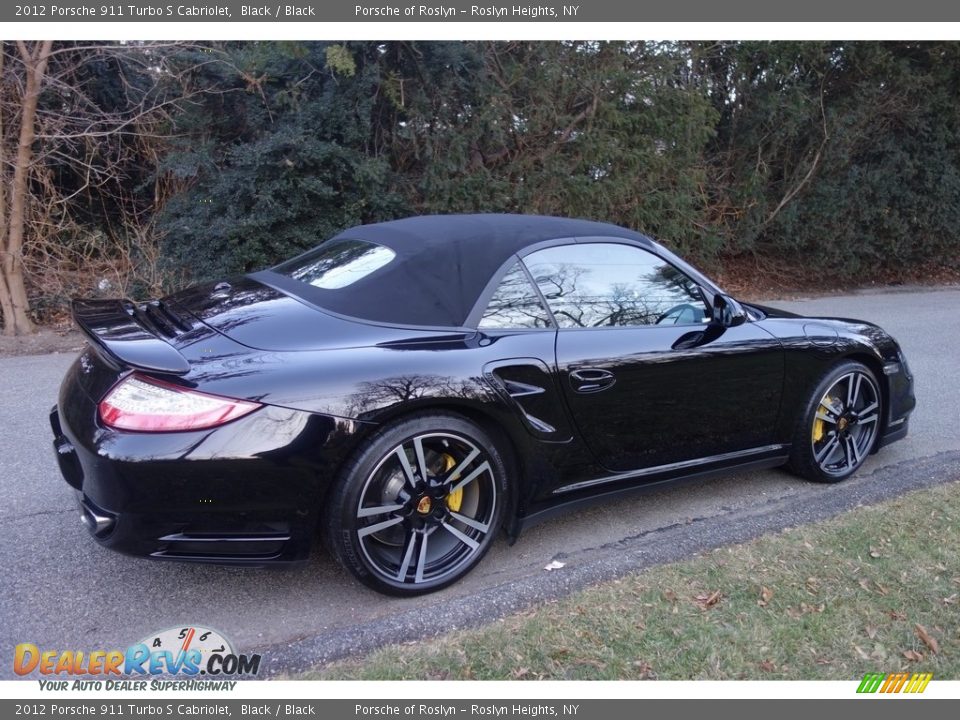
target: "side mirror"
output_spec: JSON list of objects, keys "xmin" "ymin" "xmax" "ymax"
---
[{"xmin": 712, "ymin": 293, "xmax": 747, "ymax": 328}]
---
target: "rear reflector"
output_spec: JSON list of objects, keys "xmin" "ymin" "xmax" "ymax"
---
[{"xmin": 99, "ymin": 374, "xmax": 261, "ymax": 432}]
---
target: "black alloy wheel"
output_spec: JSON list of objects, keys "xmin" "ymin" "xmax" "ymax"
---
[
  {"xmin": 324, "ymin": 414, "xmax": 507, "ymax": 595},
  {"xmin": 789, "ymin": 360, "xmax": 882, "ymax": 483}
]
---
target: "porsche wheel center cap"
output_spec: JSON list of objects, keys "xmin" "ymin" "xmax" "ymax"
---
[
  {"xmin": 416, "ymin": 496, "xmax": 432, "ymax": 515},
  {"xmin": 838, "ymin": 417, "xmax": 849, "ymax": 432}
]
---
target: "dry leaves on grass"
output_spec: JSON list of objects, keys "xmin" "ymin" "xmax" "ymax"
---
[
  {"xmin": 903, "ymin": 649, "xmax": 924, "ymax": 662},
  {"xmin": 915, "ymin": 624, "xmax": 940, "ymax": 654},
  {"xmin": 758, "ymin": 586, "xmax": 774, "ymax": 607},
  {"xmin": 632, "ymin": 660, "xmax": 656, "ymax": 679},
  {"xmin": 787, "ymin": 602, "xmax": 825, "ymax": 618},
  {"xmin": 694, "ymin": 590, "xmax": 722, "ymax": 609},
  {"xmin": 758, "ymin": 659, "xmax": 777, "ymax": 673},
  {"xmin": 857, "ymin": 577, "xmax": 888, "ymax": 595}
]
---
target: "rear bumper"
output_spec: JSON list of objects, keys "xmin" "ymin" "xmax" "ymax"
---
[
  {"xmin": 69, "ymin": 486, "xmax": 299, "ymax": 564},
  {"xmin": 50, "ymin": 353, "xmax": 360, "ymax": 565}
]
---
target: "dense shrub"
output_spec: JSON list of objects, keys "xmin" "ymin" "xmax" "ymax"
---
[{"xmin": 158, "ymin": 41, "xmax": 960, "ymax": 285}]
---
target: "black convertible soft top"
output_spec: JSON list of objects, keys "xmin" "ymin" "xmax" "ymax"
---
[{"xmin": 258, "ymin": 214, "xmax": 653, "ymax": 328}]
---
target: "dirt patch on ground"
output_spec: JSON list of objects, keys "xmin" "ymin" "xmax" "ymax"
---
[{"xmin": 0, "ymin": 325, "xmax": 86, "ymax": 358}]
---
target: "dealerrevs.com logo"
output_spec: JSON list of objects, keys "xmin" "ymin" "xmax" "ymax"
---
[{"xmin": 14, "ymin": 626, "xmax": 261, "ymax": 690}]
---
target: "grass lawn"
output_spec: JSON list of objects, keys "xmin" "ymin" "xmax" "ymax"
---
[{"xmin": 305, "ymin": 479, "xmax": 960, "ymax": 681}]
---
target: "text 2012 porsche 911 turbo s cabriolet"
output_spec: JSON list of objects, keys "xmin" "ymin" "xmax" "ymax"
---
[{"xmin": 51, "ymin": 214, "xmax": 915, "ymax": 595}]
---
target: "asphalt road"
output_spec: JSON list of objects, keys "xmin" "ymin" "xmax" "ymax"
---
[{"xmin": 2, "ymin": 287, "xmax": 958, "ymax": 678}]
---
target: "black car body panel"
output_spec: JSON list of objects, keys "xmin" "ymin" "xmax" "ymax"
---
[
  {"xmin": 71, "ymin": 298, "xmax": 193, "ymax": 374},
  {"xmin": 52, "ymin": 214, "xmax": 915, "ymax": 568}
]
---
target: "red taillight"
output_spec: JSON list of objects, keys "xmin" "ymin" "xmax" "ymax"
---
[{"xmin": 99, "ymin": 374, "xmax": 261, "ymax": 432}]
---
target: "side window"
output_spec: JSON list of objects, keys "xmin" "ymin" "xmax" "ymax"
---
[
  {"xmin": 478, "ymin": 263, "xmax": 554, "ymax": 330},
  {"xmin": 522, "ymin": 243, "xmax": 708, "ymax": 329}
]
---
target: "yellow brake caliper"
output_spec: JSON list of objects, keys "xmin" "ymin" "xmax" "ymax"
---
[
  {"xmin": 813, "ymin": 396, "xmax": 832, "ymax": 443},
  {"xmin": 444, "ymin": 453, "xmax": 463, "ymax": 512}
]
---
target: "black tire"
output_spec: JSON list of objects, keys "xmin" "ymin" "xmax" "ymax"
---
[
  {"xmin": 787, "ymin": 360, "xmax": 882, "ymax": 483},
  {"xmin": 323, "ymin": 413, "xmax": 508, "ymax": 596}
]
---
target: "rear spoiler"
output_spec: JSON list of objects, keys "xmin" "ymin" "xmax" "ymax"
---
[{"xmin": 72, "ymin": 298, "xmax": 190, "ymax": 375}]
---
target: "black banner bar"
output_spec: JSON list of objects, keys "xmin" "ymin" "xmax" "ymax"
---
[
  {"xmin": 1, "ymin": 699, "xmax": 958, "ymax": 719},
  {"xmin": 6, "ymin": 0, "xmax": 960, "ymax": 23}
]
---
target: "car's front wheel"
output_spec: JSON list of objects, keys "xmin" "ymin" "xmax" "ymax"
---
[
  {"xmin": 788, "ymin": 360, "xmax": 882, "ymax": 483},
  {"xmin": 324, "ymin": 413, "xmax": 507, "ymax": 595}
]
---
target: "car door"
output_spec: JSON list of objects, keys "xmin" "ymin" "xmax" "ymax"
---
[{"xmin": 521, "ymin": 241, "xmax": 785, "ymax": 475}]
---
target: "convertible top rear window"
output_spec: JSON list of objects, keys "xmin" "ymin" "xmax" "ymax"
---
[{"xmin": 273, "ymin": 239, "xmax": 395, "ymax": 289}]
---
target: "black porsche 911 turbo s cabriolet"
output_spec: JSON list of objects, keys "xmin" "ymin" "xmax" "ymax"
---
[{"xmin": 51, "ymin": 214, "xmax": 915, "ymax": 595}]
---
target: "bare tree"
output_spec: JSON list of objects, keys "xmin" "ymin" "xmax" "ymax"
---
[
  {"xmin": 0, "ymin": 41, "xmax": 52, "ymax": 334},
  {"xmin": 0, "ymin": 40, "xmax": 218, "ymax": 335}
]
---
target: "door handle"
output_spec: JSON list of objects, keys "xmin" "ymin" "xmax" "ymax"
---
[{"xmin": 569, "ymin": 368, "xmax": 616, "ymax": 394}]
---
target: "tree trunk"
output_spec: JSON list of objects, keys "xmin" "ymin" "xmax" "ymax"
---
[
  {"xmin": 0, "ymin": 272, "xmax": 15, "ymax": 333},
  {"xmin": 0, "ymin": 44, "xmax": 12, "ymax": 335},
  {"xmin": 1, "ymin": 40, "xmax": 53, "ymax": 336}
]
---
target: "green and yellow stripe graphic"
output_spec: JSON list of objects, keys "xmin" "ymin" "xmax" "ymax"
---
[{"xmin": 857, "ymin": 672, "xmax": 932, "ymax": 694}]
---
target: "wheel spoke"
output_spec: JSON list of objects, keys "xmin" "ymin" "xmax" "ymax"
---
[
  {"xmin": 815, "ymin": 411, "xmax": 837, "ymax": 425},
  {"xmin": 441, "ymin": 521, "xmax": 480, "ymax": 551},
  {"xmin": 857, "ymin": 401, "xmax": 879, "ymax": 427},
  {"xmin": 445, "ymin": 447, "xmax": 480, "ymax": 485},
  {"xmin": 357, "ymin": 504, "xmax": 404, "ymax": 519},
  {"xmin": 815, "ymin": 434, "xmax": 840, "ymax": 464},
  {"xmin": 846, "ymin": 435, "xmax": 862, "ymax": 467},
  {"xmin": 413, "ymin": 436, "xmax": 430, "ymax": 484},
  {"xmin": 847, "ymin": 373, "xmax": 862, "ymax": 409},
  {"xmin": 449, "ymin": 460, "xmax": 490, "ymax": 494},
  {"xmin": 819, "ymin": 400, "xmax": 840, "ymax": 419},
  {"xmin": 394, "ymin": 447, "xmax": 417, "ymax": 488},
  {"xmin": 396, "ymin": 531, "xmax": 418, "ymax": 582},
  {"xmin": 839, "ymin": 434, "xmax": 852, "ymax": 469},
  {"xmin": 414, "ymin": 531, "xmax": 429, "ymax": 583},
  {"xmin": 357, "ymin": 515, "xmax": 404, "ymax": 538},
  {"xmin": 449, "ymin": 511, "xmax": 490, "ymax": 534}
]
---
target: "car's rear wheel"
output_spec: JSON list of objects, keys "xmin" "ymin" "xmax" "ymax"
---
[
  {"xmin": 788, "ymin": 360, "xmax": 882, "ymax": 483},
  {"xmin": 324, "ymin": 413, "xmax": 507, "ymax": 595}
]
